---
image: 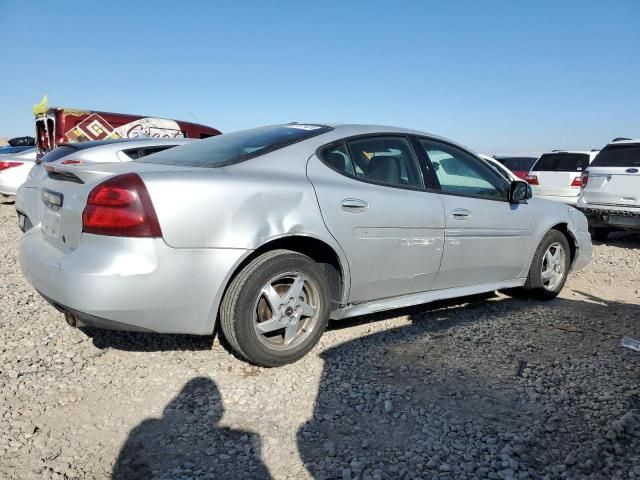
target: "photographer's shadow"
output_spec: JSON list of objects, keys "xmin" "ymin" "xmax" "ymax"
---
[{"xmin": 113, "ymin": 376, "xmax": 270, "ymax": 479}]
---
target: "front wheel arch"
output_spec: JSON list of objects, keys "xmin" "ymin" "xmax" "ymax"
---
[{"xmin": 548, "ymin": 223, "xmax": 577, "ymax": 267}]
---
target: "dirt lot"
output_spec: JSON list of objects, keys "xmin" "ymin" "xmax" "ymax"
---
[{"xmin": 1, "ymin": 201, "xmax": 639, "ymax": 480}]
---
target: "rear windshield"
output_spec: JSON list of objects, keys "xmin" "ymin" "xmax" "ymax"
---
[
  {"xmin": 532, "ymin": 153, "xmax": 590, "ymax": 172},
  {"xmin": 137, "ymin": 124, "xmax": 333, "ymax": 167},
  {"xmin": 43, "ymin": 145, "xmax": 79, "ymax": 163},
  {"xmin": 497, "ymin": 157, "xmax": 536, "ymax": 172},
  {"xmin": 590, "ymin": 144, "xmax": 640, "ymax": 168}
]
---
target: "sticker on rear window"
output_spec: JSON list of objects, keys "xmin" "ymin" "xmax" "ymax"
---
[{"xmin": 286, "ymin": 125, "xmax": 322, "ymax": 130}]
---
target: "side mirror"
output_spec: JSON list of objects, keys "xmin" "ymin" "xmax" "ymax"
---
[{"xmin": 509, "ymin": 180, "xmax": 532, "ymax": 203}]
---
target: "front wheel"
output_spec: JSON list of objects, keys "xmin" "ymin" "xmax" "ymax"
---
[
  {"xmin": 219, "ymin": 250, "xmax": 330, "ymax": 367},
  {"xmin": 502, "ymin": 230, "xmax": 571, "ymax": 300}
]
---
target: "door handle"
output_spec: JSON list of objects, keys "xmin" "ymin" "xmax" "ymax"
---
[
  {"xmin": 452, "ymin": 208, "xmax": 471, "ymax": 219},
  {"xmin": 341, "ymin": 198, "xmax": 369, "ymax": 213}
]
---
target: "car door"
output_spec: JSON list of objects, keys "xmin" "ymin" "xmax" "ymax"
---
[
  {"xmin": 415, "ymin": 138, "xmax": 533, "ymax": 289},
  {"xmin": 307, "ymin": 135, "xmax": 445, "ymax": 303}
]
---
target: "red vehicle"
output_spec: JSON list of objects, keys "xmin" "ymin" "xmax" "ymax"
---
[
  {"xmin": 493, "ymin": 156, "xmax": 538, "ymax": 180},
  {"xmin": 33, "ymin": 97, "xmax": 221, "ymax": 155}
]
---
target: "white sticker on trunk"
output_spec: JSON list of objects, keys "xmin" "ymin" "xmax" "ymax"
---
[{"xmin": 286, "ymin": 125, "xmax": 322, "ymax": 130}]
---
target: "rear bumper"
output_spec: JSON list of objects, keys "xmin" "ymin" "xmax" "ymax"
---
[
  {"xmin": 577, "ymin": 199, "xmax": 640, "ymax": 230},
  {"xmin": 20, "ymin": 227, "xmax": 249, "ymax": 334}
]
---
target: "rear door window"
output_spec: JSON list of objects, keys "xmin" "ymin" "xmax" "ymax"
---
[
  {"xmin": 590, "ymin": 145, "xmax": 640, "ymax": 167},
  {"xmin": 533, "ymin": 153, "xmax": 590, "ymax": 172},
  {"xmin": 321, "ymin": 136, "xmax": 424, "ymax": 189}
]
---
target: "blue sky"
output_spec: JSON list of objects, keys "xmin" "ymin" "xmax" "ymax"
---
[{"xmin": 0, "ymin": 0, "xmax": 638, "ymax": 154}]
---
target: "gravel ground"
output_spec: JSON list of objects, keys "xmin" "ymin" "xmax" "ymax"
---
[{"xmin": 1, "ymin": 201, "xmax": 639, "ymax": 480}]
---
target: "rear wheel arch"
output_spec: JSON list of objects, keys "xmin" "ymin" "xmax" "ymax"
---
[{"xmin": 215, "ymin": 235, "xmax": 348, "ymax": 331}]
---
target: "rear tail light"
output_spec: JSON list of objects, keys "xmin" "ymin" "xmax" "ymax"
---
[
  {"xmin": 82, "ymin": 173, "xmax": 162, "ymax": 238},
  {"xmin": 0, "ymin": 161, "xmax": 23, "ymax": 172},
  {"xmin": 60, "ymin": 159, "xmax": 85, "ymax": 165},
  {"xmin": 580, "ymin": 171, "xmax": 589, "ymax": 188},
  {"xmin": 570, "ymin": 176, "xmax": 582, "ymax": 188},
  {"xmin": 526, "ymin": 174, "xmax": 539, "ymax": 185}
]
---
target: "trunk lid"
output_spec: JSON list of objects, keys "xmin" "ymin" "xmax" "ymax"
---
[{"xmin": 36, "ymin": 162, "xmax": 181, "ymax": 251}]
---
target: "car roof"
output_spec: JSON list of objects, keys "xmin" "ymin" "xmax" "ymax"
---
[
  {"xmin": 540, "ymin": 150, "xmax": 596, "ymax": 155},
  {"xmin": 300, "ymin": 123, "xmax": 477, "ymax": 153},
  {"xmin": 608, "ymin": 138, "xmax": 640, "ymax": 146},
  {"xmin": 58, "ymin": 137, "xmax": 195, "ymax": 151}
]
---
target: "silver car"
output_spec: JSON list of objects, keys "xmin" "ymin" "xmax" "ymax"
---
[
  {"xmin": 0, "ymin": 148, "xmax": 37, "ymax": 197},
  {"xmin": 20, "ymin": 124, "xmax": 592, "ymax": 366},
  {"xmin": 15, "ymin": 138, "xmax": 193, "ymax": 231}
]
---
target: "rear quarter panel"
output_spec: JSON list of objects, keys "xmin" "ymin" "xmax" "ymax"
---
[{"xmin": 141, "ymin": 150, "xmax": 342, "ymax": 252}]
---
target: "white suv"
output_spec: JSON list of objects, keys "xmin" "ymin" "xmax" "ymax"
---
[
  {"xmin": 577, "ymin": 139, "xmax": 640, "ymax": 240},
  {"xmin": 527, "ymin": 150, "xmax": 599, "ymax": 206}
]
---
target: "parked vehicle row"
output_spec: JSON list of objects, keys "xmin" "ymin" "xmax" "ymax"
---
[{"xmin": 18, "ymin": 123, "xmax": 592, "ymax": 366}]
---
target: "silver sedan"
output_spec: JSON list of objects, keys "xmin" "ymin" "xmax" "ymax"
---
[{"xmin": 19, "ymin": 124, "xmax": 592, "ymax": 366}]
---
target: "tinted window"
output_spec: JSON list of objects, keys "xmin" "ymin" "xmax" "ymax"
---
[
  {"xmin": 137, "ymin": 124, "xmax": 332, "ymax": 167},
  {"xmin": 485, "ymin": 160, "xmax": 513, "ymax": 181},
  {"xmin": 496, "ymin": 157, "xmax": 536, "ymax": 172},
  {"xmin": 323, "ymin": 136, "xmax": 424, "ymax": 188},
  {"xmin": 590, "ymin": 145, "xmax": 640, "ymax": 167},
  {"xmin": 140, "ymin": 146, "xmax": 174, "ymax": 157},
  {"xmin": 419, "ymin": 139, "xmax": 505, "ymax": 199},
  {"xmin": 123, "ymin": 148, "xmax": 142, "ymax": 160},
  {"xmin": 533, "ymin": 153, "xmax": 590, "ymax": 172},
  {"xmin": 321, "ymin": 144, "xmax": 355, "ymax": 175},
  {"xmin": 43, "ymin": 145, "xmax": 79, "ymax": 163}
]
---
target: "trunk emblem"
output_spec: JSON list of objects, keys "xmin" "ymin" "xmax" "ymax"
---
[{"xmin": 626, "ymin": 168, "xmax": 638, "ymax": 173}]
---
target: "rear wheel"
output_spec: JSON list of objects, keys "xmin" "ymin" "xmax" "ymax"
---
[
  {"xmin": 590, "ymin": 227, "xmax": 610, "ymax": 242},
  {"xmin": 219, "ymin": 250, "xmax": 330, "ymax": 367},
  {"xmin": 502, "ymin": 230, "xmax": 570, "ymax": 300}
]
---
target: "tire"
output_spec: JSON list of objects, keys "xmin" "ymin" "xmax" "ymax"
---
[
  {"xmin": 219, "ymin": 249, "xmax": 331, "ymax": 367},
  {"xmin": 590, "ymin": 227, "xmax": 610, "ymax": 242},
  {"xmin": 522, "ymin": 230, "xmax": 571, "ymax": 300}
]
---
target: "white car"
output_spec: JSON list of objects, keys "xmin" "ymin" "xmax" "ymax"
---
[
  {"xmin": 0, "ymin": 148, "xmax": 37, "ymax": 197},
  {"xmin": 577, "ymin": 138, "xmax": 640, "ymax": 240},
  {"xmin": 526, "ymin": 150, "xmax": 599, "ymax": 205},
  {"xmin": 15, "ymin": 138, "xmax": 192, "ymax": 232}
]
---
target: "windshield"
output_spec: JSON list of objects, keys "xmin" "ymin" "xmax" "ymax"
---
[
  {"xmin": 590, "ymin": 144, "xmax": 640, "ymax": 168},
  {"xmin": 137, "ymin": 124, "xmax": 333, "ymax": 167},
  {"xmin": 533, "ymin": 153, "xmax": 590, "ymax": 172}
]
